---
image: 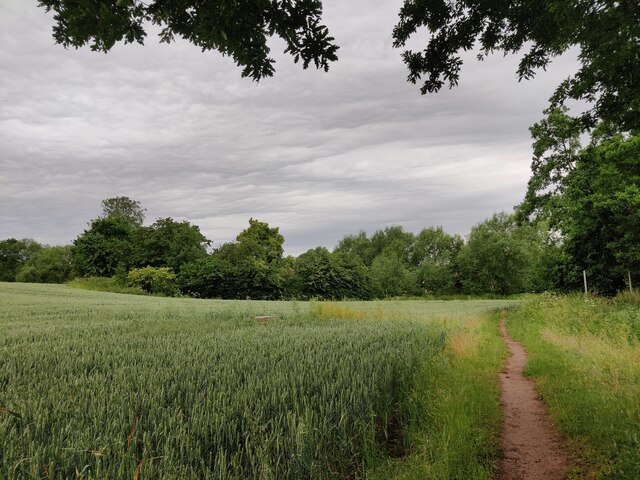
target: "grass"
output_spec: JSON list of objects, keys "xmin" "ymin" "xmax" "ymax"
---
[
  {"xmin": 369, "ymin": 311, "xmax": 507, "ymax": 480},
  {"xmin": 67, "ymin": 276, "xmax": 146, "ymax": 295},
  {"xmin": 507, "ymin": 293, "xmax": 640, "ymax": 479},
  {"xmin": 1, "ymin": 282, "xmax": 518, "ymax": 479}
]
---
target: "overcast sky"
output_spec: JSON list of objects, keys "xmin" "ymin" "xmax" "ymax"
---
[{"xmin": 0, "ymin": 1, "xmax": 579, "ymax": 255}]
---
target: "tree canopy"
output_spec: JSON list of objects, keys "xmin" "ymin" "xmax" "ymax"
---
[
  {"xmin": 133, "ymin": 217, "xmax": 209, "ymax": 271},
  {"xmin": 36, "ymin": 1, "xmax": 639, "ymax": 131},
  {"xmin": 101, "ymin": 196, "xmax": 146, "ymax": 227},
  {"xmin": 37, "ymin": 0, "xmax": 339, "ymax": 81},
  {"xmin": 393, "ymin": 0, "xmax": 640, "ymax": 131},
  {"xmin": 519, "ymin": 108, "xmax": 640, "ymax": 294},
  {"xmin": 458, "ymin": 213, "xmax": 551, "ymax": 295},
  {"xmin": 72, "ymin": 216, "xmax": 135, "ymax": 277},
  {"xmin": 0, "ymin": 238, "xmax": 43, "ymax": 282}
]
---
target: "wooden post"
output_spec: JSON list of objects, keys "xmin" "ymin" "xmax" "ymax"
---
[
  {"xmin": 583, "ymin": 270, "xmax": 588, "ymax": 295},
  {"xmin": 629, "ymin": 271, "xmax": 633, "ymax": 292}
]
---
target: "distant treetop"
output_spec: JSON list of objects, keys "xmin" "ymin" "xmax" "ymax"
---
[{"xmin": 101, "ymin": 196, "xmax": 146, "ymax": 227}]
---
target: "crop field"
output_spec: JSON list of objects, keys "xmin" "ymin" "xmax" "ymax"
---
[{"xmin": 1, "ymin": 283, "xmax": 517, "ymax": 479}]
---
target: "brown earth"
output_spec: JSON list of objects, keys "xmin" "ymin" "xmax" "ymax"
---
[{"xmin": 498, "ymin": 318, "xmax": 571, "ymax": 480}]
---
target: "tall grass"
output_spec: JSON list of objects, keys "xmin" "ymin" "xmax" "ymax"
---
[
  {"xmin": 67, "ymin": 276, "xmax": 145, "ymax": 295},
  {"xmin": 507, "ymin": 293, "xmax": 640, "ymax": 479},
  {"xmin": 369, "ymin": 312, "xmax": 506, "ymax": 480}
]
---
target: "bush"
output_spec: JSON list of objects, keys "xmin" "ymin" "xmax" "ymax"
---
[
  {"xmin": 15, "ymin": 245, "xmax": 72, "ymax": 284},
  {"xmin": 127, "ymin": 266, "xmax": 178, "ymax": 296}
]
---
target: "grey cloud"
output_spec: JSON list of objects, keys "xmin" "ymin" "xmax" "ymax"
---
[{"xmin": 1, "ymin": 0, "xmax": 579, "ymax": 255}]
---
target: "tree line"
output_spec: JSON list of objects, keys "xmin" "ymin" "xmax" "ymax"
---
[
  {"xmin": 4, "ymin": 112, "xmax": 639, "ymax": 302},
  {"xmin": 0, "ymin": 195, "xmax": 559, "ymax": 299},
  {"xmin": 3, "ymin": 110, "xmax": 639, "ymax": 301}
]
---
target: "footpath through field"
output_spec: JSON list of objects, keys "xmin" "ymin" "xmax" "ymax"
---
[{"xmin": 498, "ymin": 318, "xmax": 571, "ymax": 480}]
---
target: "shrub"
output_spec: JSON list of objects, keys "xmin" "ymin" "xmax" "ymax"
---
[
  {"xmin": 127, "ymin": 266, "xmax": 178, "ymax": 296},
  {"xmin": 15, "ymin": 245, "xmax": 72, "ymax": 284}
]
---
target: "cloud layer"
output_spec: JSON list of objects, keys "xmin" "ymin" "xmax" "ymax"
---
[{"xmin": 0, "ymin": 0, "xmax": 578, "ymax": 254}]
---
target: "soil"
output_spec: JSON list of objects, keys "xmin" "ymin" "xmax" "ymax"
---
[{"xmin": 498, "ymin": 318, "xmax": 571, "ymax": 480}]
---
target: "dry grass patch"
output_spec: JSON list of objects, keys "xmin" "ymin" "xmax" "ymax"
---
[
  {"xmin": 310, "ymin": 301, "xmax": 367, "ymax": 320},
  {"xmin": 448, "ymin": 316, "xmax": 481, "ymax": 359}
]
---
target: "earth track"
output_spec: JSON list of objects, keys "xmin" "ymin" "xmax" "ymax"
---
[{"xmin": 498, "ymin": 318, "xmax": 570, "ymax": 480}]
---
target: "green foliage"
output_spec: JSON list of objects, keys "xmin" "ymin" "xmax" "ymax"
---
[
  {"xmin": 217, "ymin": 218, "xmax": 285, "ymax": 299},
  {"xmin": 15, "ymin": 245, "xmax": 73, "ymax": 284},
  {"xmin": 335, "ymin": 226, "xmax": 414, "ymax": 266},
  {"xmin": 37, "ymin": 0, "xmax": 339, "ymax": 82},
  {"xmin": 508, "ymin": 295, "xmax": 640, "ymax": 478},
  {"xmin": 411, "ymin": 227, "xmax": 464, "ymax": 295},
  {"xmin": 0, "ymin": 238, "xmax": 42, "ymax": 281},
  {"xmin": 334, "ymin": 222, "xmax": 554, "ymax": 298},
  {"xmin": 215, "ymin": 242, "xmax": 284, "ymax": 299},
  {"xmin": 458, "ymin": 213, "xmax": 551, "ymax": 295},
  {"xmin": 519, "ymin": 109, "xmax": 640, "ymax": 294},
  {"xmin": 370, "ymin": 249, "xmax": 418, "ymax": 298},
  {"xmin": 177, "ymin": 255, "xmax": 232, "ymax": 298},
  {"xmin": 127, "ymin": 266, "xmax": 178, "ymax": 296},
  {"xmin": 393, "ymin": 0, "xmax": 640, "ymax": 131},
  {"xmin": 519, "ymin": 107, "xmax": 584, "ymax": 225},
  {"xmin": 132, "ymin": 217, "xmax": 209, "ymax": 271},
  {"xmin": 73, "ymin": 200, "xmax": 208, "ymax": 285},
  {"xmin": 100, "ymin": 196, "xmax": 146, "ymax": 227},
  {"xmin": 72, "ymin": 216, "xmax": 134, "ymax": 277},
  {"xmin": 291, "ymin": 247, "xmax": 373, "ymax": 300},
  {"xmin": 235, "ymin": 218, "xmax": 284, "ymax": 263},
  {"xmin": 178, "ymin": 219, "xmax": 285, "ymax": 300},
  {"xmin": 334, "ymin": 231, "xmax": 375, "ymax": 265},
  {"xmin": 562, "ymin": 131, "xmax": 640, "ymax": 294}
]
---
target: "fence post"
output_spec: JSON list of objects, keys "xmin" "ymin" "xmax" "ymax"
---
[
  {"xmin": 583, "ymin": 270, "xmax": 588, "ymax": 296},
  {"xmin": 629, "ymin": 271, "xmax": 633, "ymax": 292}
]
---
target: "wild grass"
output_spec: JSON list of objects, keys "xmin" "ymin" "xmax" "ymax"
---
[
  {"xmin": 507, "ymin": 293, "xmax": 640, "ymax": 479},
  {"xmin": 0, "ymin": 283, "xmax": 517, "ymax": 479},
  {"xmin": 310, "ymin": 301, "xmax": 367, "ymax": 320},
  {"xmin": 369, "ymin": 312, "xmax": 507, "ymax": 480},
  {"xmin": 67, "ymin": 276, "xmax": 146, "ymax": 295}
]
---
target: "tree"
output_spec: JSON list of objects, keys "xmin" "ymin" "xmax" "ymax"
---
[
  {"xmin": 393, "ymin": 0, "xmax": 640, "ymax": 131},
  {"xmin": 458, "ymin": 213, "xmax": 543, "ymax": 295},
  {"xmin": 369, "ymin": 248, "xmax": 418, "ymax": 298},
  {"xmin": 184, "ymin": 219, "xmax": 286, "ymax": 299},
  {"xmin": 235, "ymin": 218, "xmax": 285, "ymax": 263},
  {"xmin": 369, "ymin": 226, "xmax": 414, "ymax": 265},
  {"xmin": 72, "ymin": 216, "xmax": 135, "ymax": 277},
  {"xmin": 0, "ymin": 238, "xmax": 43, "ymax": 282},
  {"xmin": 178, "ymin": 255, "xmax": 233, "ymax": 298},
  {"xmin": 520, "ymin": 111, "xmax": 640, "ymax": 294},
  {"xmin": 518, "ymin": 107, "xmax": 584, "ymax": 226},
  {"xmin": 292, "ymin": 247, "xmax": 372, "ymax": 300},
  {"xmin": 37, "ymin": 0, "xmax": 339, "ymax": 81},
  {"xmin": 101, "ymin": 196, "xmax": 146, "ymax": 227},
  {"xmin": 132, "ymin": 217, "xmax": 208, "ymax": 271},
  {"xmin": 334, "ymin": 231, "xmax": 374, "ymax": 265},
  {"xmin": 335, "ymin": 226, "xmax": 414, "ymax": 266},
  {"xmin": 15, "ymin": 245, "xmax": 73, "ymax": 284},
  {"xmin": 409, "ymin": 227, "xmax": 463, "ymax": 294}
]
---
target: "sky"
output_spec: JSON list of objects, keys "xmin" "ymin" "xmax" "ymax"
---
[{"xmin": 0, "ymin": 1, "xmax": 579, "ymax": 255}]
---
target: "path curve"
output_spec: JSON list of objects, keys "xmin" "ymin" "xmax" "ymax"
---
[{"xmin": 498, "ymin": 318, "xmax": 570, "ymax": 480}]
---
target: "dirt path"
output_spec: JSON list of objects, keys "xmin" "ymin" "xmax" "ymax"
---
[{"xmin": 498, "ymin": 318, "xmax": 570, "ymax": 480}]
